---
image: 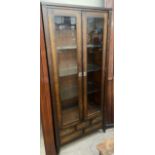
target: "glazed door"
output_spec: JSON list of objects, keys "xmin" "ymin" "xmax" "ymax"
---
[
  {"xmin": 82, "ymin": 12, "xmax": 108, "ymax": 119},
  {"xmin": 47, "ymin": 9, "xmax": 83, "ymax": 128}
]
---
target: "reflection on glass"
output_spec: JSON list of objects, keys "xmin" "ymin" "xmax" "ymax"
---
[
  {"xmin": 55, "ymin": 16, "xmax": 77, "ymax": 49},
  {"xmin": 54, "ymin": 16, "xmax": 79, "ymax": 125},
  {"xmin": 87, "ymin": 17, "xmax": 104, "ymax": 115}
]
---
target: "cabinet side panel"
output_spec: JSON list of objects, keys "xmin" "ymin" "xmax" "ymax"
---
[
  {"xmin": 40, "ymin": 7, "xmax": 57, "ymax": 155},
  {"xmin": 105, "ymin": 0, "xmax": 114, "ymax": 126}
]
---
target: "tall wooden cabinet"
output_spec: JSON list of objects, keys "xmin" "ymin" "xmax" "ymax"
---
[{"xmin": 41, "ymin": 2, "xmax": 112, "ymax": 152}]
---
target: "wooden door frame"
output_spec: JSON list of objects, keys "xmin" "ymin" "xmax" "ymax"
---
[
  {"xmin": 40, "ymin": 8, "xmax": 57, "ymax": 155},
  {"xmin": 82, "ymin": 11, "xmax": 109, "ymax": 122},
  {"xmin": 46, "ymin": 8, "xmax": 83, "ymax": 128}
]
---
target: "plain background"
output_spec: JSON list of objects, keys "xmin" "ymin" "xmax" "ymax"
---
[{"xmin": 0, "ymin": 0, "xmax": 155, "ymax": 155}]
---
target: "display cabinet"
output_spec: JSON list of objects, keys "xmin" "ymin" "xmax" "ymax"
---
[{"xmin": 41, "ymin": 3, "xmax": 112, "ymax": 152}]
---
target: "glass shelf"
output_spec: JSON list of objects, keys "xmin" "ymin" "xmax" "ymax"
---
[
  {"xmin": 57, "ymin": 45, "xmax": 77, "ymax": 51},
  {"xmin": 87, "ymin": 64, "xmax": 100, "ymax": 72},
  {"xmin": 57, "ymin": 44, "xmax": 101, "ymax": 51},
  {"xmin": 59, "ymin": 64, "xmax": 100, "ymax": 77},
  {"xmin": 59, "ymin": 66, "xmax": 77, "ymax": 77},
  {"xmin": 87, "ymin": 44, "xmax": 102, "ymax": 48}
]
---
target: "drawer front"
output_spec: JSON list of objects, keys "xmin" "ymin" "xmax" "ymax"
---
[
  {"xmin": 60, "ymin": 115, "xmax": 103, "ymax": 145},
  {"xmin": 60, "ymin": 127, "xmax": 75, "ymax": 137},
  {"xmin": 76, "ymin": 121, "xmax": 89, "ymax": 130},
  {"xmin": 60, "ymin": 130, "xmax": 83, "ymax": 145},
  {"xmin": 84, "ymin": 122, "xmax": 102, "ymax": 134},
  {"xmin": 92, "ymin": 116, "xmax": 102, "ymax": 124}
]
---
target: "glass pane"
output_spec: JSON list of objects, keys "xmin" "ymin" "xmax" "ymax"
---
[
  {"xmin": 87, "ymin": 17, "xmax": 104, "ymax": 115},
  {"xmin": 54, "ymin": 16, "xmax": 79, "ymax": 125}
]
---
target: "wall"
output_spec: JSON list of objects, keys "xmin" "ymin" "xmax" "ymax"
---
[{"xmin": 41, "ymin": 0, "xmax": 104, "ymax": 7}]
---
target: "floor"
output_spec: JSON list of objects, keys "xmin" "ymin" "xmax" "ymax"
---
[
  {"xmin": 41, "ymin": 128, "xmax": 114, "ymax": 155},
  {"xmin": 40, "ymin": 126, "xmax": 46, "ymax": 155},
  {"xmin": 60, "ymin": 128, "xmax": 114, "ymax": 155}
]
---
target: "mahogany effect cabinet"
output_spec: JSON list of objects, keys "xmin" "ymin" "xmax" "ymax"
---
[{"xmin": 41, "ymin": 2, "xmax": 112, "ymax": 152}]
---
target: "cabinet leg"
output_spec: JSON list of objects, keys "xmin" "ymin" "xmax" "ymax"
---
[{"xmin": 102, "ymin": 125, "xmax": 106, "ymax": 132}]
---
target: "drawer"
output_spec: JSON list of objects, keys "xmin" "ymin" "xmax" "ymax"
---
[
  {"xmin": 60, "ymin": 130, "xmax": 83, "ymax": 145},
  {"xmin": 92, "ymin": 116, "xmax": 102, "ymax": 124},
  {"xmin": 76, "ymin": 121, "xmax": 89, "ymax": 130},
  {"xmin": 84, "ymin": 122, "xmax": 102, "ymax": 134},
  {"xmin": 60, "ymin": 127, "xmax": 75, "ymax": 137}
]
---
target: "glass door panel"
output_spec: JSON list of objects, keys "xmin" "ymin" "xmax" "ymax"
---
[
  {"xmin": 55, "ymin": 16, "xmax": 79, "ymax": 126},
  {"xmin": 83, "ymin": 12, "xmax": 108, "ymax": 118},
  {"xmin": 48, "ymin": 10, "xmax": 82, "ymax": 127},
  {"xmin": 87, "ymin": 17, "xmax": 103, "ymax": 115}
]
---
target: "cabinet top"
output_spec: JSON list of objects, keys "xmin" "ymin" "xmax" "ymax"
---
[{"xmin": 41, "ymin": 1, "xmax": 112, "ymax": 11}]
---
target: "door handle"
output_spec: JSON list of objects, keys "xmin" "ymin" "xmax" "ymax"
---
[
  {"xmin": 78, "ymin": 72, "xmax": 82, "ymax": 77},
  {"xmin": 83, "ymin": 71, "xmax": 87, "ymax": 77}
]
